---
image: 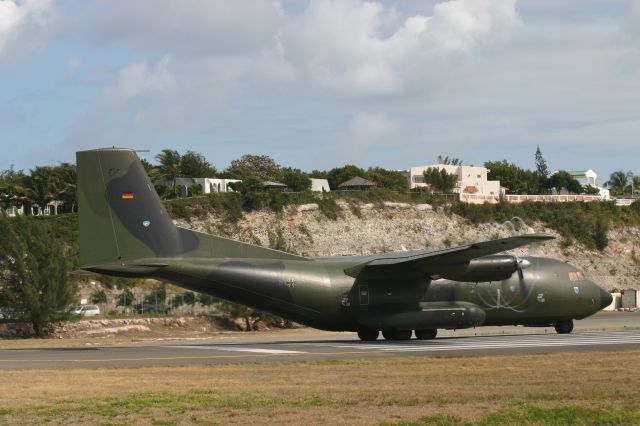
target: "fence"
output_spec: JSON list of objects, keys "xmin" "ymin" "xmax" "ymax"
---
[{"xmin": 459, "ymin": 193, "xmax": 603, "ymax": 205}]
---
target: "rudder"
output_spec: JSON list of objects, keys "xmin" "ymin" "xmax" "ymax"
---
[
  {"xmin": 77, "ymin": 148, "xmax": 307, "ymax": 268},
  {"xmin": 77, "ymin": 148, "xmax": 197, "ymax": 266}
]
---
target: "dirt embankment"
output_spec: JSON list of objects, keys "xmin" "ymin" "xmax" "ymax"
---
[
  {"xmin": 176, "ymin": 201, "xmax": 640, "ymax": 291},
  {"xmin": 0, "ymin": 315, "xmax": 300, "ymax": 341}
]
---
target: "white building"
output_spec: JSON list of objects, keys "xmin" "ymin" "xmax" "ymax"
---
[
  {"xmin": 310, "ymin": 178, "xmax": 330, "ymax": 192},
  {"xmin": 156, "ymin": 177, "xmax": 241, "ymax": 197},
  {"xmin": 4, "ymin": 201, "xmax": 63, "ymax": 217},
  {"xmin": 566, "ymin": 169, "xmax": 597, "ymax": 187},
  {"xmin": 565, "ymin": 169, "xmax": 609, "ymax": 200},
  {"xmin": 402, "ymin": 164, "xmax": 502, "ymax": 196}
]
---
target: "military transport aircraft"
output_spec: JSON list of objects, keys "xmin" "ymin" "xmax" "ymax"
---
[{"xmin": 77, "ymin": 148, "xmax": 612, "ymax": 341}]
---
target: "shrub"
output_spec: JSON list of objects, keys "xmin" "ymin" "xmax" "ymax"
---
[{"xmin": 317, "ymin": 196, "xmax": 340, "ymax": 220}]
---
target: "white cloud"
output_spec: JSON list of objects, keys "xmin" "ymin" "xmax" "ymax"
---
[
  {"xmin": 89, "ymin": 0, "xmax": 284, "ymax": 55},
  {"xmin": 63, "ymin": 0, "xmax": 639, "ymax": 179},
  {"xmin": 0, "ymin": 0, "xmax": 56, "ymax": 62},
  {"xmin": 429, "ymin": 0, "xmax": 520, "ymax": 52},
  {"xmin": 104, "ymin": 56, "xmax": 174, "ymax": 104},
  {"xmin": 277, "ymin": 0, "xmax": 520, "ymax": 97}
]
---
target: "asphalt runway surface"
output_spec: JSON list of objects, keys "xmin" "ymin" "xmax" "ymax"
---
[{"xmin": 0, "ymin": 312, "xmax": 639, "ymax": 370}]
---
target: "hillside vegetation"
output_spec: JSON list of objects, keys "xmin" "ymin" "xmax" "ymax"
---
[{"xmin": 13, "ymin": 193, "xmax": 640, "ymax": 292}]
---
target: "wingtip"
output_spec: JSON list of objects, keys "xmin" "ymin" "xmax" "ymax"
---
[{"xmin": 528, "ymin": 233, "xmax": 555, "ymax": 240}]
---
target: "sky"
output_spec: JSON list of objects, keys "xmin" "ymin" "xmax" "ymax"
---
[{"xmin": 0, "ymin": 0, "xmax": 638, "ymax": 183}]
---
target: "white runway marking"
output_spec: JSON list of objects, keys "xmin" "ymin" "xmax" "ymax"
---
[
  {"xmin": 305, "ymin": 331, "xmax": 640, "ymax": 353},
  {"xmin": 163, "ymin": 331, "xmax": 640, "ymax": 357},
  {"xmin": 168, "ymin": 345, "xmax": 305, "ymax": 354}
]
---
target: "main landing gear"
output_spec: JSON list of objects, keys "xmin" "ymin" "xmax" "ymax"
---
[
  {"xmin": 382, "ymin": 329, "xmax": 412, "ymax": 341},
  {"xmin": 356, "ymin": 329, "xmax": 439, "ymax": 341},
  {"xmin": 554, "ymin": 320, "xmax": 574, "ymax": 334},
  {"xmin": 357, "ymin": 329, "xmax": 380, "ymax": 341},
  {"xmin": 415, "ymin": 329, "xmax": 438, "ymax": 340}
]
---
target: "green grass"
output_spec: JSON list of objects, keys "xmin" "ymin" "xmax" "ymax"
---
[
  {"xmin": 5, "ymin": 392, "xmax": 639, "ymax": 425},
  {"xmin": 383, "ymin": 402, "xmax": 640, "ymax": 425},
  {"xmin": 0, "ymin": 390, "xmax": 346, "ymax": 423}
]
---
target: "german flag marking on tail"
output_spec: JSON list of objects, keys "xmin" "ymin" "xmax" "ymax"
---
[{"xmin": 121, "ymin": 192, "xmax": 135, "ymax": 199}]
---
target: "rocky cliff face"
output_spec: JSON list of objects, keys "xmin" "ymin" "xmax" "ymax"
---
[{"xmin": 176, "ymin": 201, "xmax": 640, "ymax": 291}]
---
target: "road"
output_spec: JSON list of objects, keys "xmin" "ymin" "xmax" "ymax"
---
[{"xmin": 0, "ymin": 312, "xmax": 638, "ymax": 370}]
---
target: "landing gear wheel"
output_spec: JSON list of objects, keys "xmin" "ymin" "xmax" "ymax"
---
[
  {"xmin": 382, "ymin": 329, "xmax": 412, "ymax": 340},
  {"xmin": 554, "ymin": 320, "xmax": 574, "ymax": 334},
  {"xmin": 357, "ymin": 329, "xmax": 379, "ymax": 341},
  {"xmin": 415, "ymin": 329, "xmax": 438, "ymax": 340}
]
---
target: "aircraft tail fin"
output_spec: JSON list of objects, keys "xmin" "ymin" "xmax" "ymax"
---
[{"xmin": 77, "ymin": 148, "xmax": 305, "ymax": 268}]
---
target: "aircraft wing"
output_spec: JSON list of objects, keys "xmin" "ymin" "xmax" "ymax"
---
[{"xmin": 344, "ymin": 233, "xmax": 554, "ymax": 278}]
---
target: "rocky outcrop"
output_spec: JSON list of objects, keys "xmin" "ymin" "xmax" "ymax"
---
[{"xmin": 176, "ymin": 201, "xmax": 640, "ymax": 291}]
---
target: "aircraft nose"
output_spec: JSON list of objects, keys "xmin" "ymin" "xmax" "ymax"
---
[{"xmin": 599, "ymin": 287, "xmax": 613, "ymax": 310}]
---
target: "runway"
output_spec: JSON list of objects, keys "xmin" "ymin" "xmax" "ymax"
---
[{"xmin": 1, "ymin": 329, "xmax": 640, "ymax": 370}]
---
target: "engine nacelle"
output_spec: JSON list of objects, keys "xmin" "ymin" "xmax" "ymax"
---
[{"xmin": 438, "ymin": 255, "xmax": 521, "ymax": 283}]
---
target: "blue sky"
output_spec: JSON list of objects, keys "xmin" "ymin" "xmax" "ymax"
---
[{"xmin": 0, "ymin": 0, "xmax": 638, "ymax": 184}]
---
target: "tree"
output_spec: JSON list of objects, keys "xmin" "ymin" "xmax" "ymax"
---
[
  {"xmin": 90, "ymin": 289, "xmax": 107, "ymax": 305},
  {"xmin": 366, "ymin": 167, "xmax": 409, "ymax": 192},
  {"xmin": 547, "ymin": 171, "xmax": 582, "ymax": 194},
  {"xmin": 437, "ymin": 155, "xmax": 462, "ymax": 166},
  {"xmin": 593, "ymin": 218, "xmax": 609, "ymax": 251},
  {"xmin": 608, "ymin": 171, "xmax": 630, "ymax": 196},
  {"xmin": 51, "ymin": 163, "xmax": 77, "ymax": 214},
  {"xmin": 117, "ymin": 288, "xmax": 134, "ymax": 308},
  {"xmin": 485, "ymin": 160, "xmax": 543, "ymax": 194},
  {"xmin": 225, "ymin": 154, "xmax": 280, "ymax": 181},
  {"xmin": 154, "ymin": 149, "xmax": 184, "ymax": 195},
  {"xmin": 197, "ymin": 293, "xmax": 215, "ymax": 308},
  {"xmin": 229, "ymin": 176, "xmax": 264, "ymax": 194},
  {"xmin": 326, "ymin": 165, "xmax": 367, "ymax": 190},
  {"xmin": 534, "ymin": 146, "xmax": 549, "ymax": 178},
  {"xmin": 0, "ymin": 216, "xmax": 76, "ymax": 335},
  {"xmin": 22, "ymin": 166, "xmax": 62, "ymax": 215},
  {"xmin": 144, "ymin": 283, "xmax": 167, "ymax": 305},
  {"xmin": 422, "ymin": 167, "xmax": 457, "ymax": 193},
  {"xmin": 583, "ymin": 185, "xmax": 601, "ymax": 195},
  {"xmin": 170, "ymin": 294, "xmax": 184, "ymax": 309},
  {"xmin": 183, "ymin": 291, "xmax": 196, "ymax": 309},
  {"xmin": 215, "ymin": 300, "xmax": 281, "ymax": 331},
  {"xmin": 0, "ymin": 167, "xmax": 27, "ymax": 215},
  {"xmin": 180, "ymin": 151, "xmax": 217, "ymax": 177},
  {"xmin": 140, "ymin": 159, "xmax": 155, "ymax": 177},
  {"xmin": 280, "ymin": 168, "xmax": 311, "ymax": 192}
]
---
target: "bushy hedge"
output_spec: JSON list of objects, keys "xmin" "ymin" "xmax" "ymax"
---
[{"xmin": 450, "ymin": 200, "xmax": 640, "ymax": 250}]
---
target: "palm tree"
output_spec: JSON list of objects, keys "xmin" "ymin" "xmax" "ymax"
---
[
  {"xmin": 52, "ymin": 163, "xmax": 77, "ymax": 213},
  {"xmin": 437, "ymin": 155, "xmax": 462, "ymax": 166},
  {"xmin": 22, "ymin": 166, "xmax": 61, "ymax": 215},
  {"xmin": 0, "ymin": 167, "xmax": 25, "ymax": 215},
  {"xmin": 154, "ymin": 149, "xmax": 183, "ymax": 197},
  {"xmin": 608, "ymin": 171, "xmax": 629, "ymax": 196}
]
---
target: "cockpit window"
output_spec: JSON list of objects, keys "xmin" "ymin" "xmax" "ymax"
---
[{"xmin": 568, "ymin": 271, "xmax": 584, "ymax": 282}]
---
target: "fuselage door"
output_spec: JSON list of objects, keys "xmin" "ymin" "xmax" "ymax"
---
[{"xmin": 359, "ymin": 285, "xmax": 370, "ymax": 306}]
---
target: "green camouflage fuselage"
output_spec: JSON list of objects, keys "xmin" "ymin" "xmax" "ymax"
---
[
  {"xmin": 78, "ymin": 148, "xmax": 608, "ymax": 334},
  {"xmin": 88, "ymin": 255, "xmax": 604, "ymax": 332}
]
